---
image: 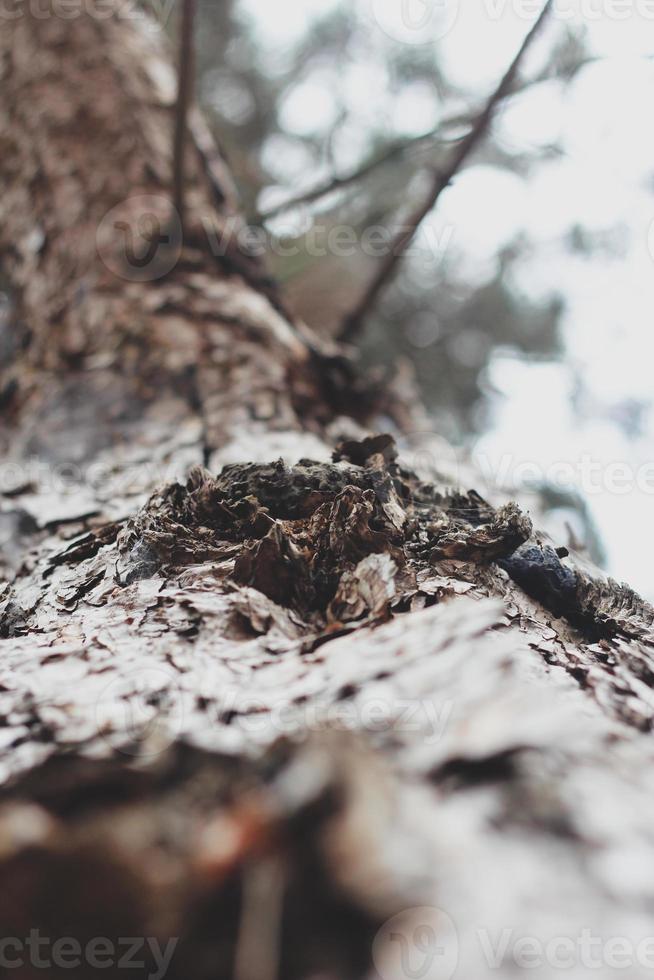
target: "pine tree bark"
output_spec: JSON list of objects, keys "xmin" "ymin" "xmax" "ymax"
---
[{"xmin": 2, "ymin": 9, "xmax": 654, "ymax": 980}]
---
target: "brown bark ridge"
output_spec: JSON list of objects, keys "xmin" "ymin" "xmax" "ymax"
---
[{"xmin": 2, "ymin": 9, "xmax": 654, "ymax": 980}]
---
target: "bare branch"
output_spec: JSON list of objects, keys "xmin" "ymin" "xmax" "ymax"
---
[
  {"xmin": 172, "ymin": 0, "xmax": 196, "ymax": 234},
  {"xmin": 253, "ymin": 53, "xmax": 602, "ymax": 227},
  {"xmin": 253, "ymin": 128, "xmax": 444, "ymax": 224},
  {"xmin": 253, "ymin": 89, "xmax": 527, "ymax": 226},
  {"xmin": 338, "ymin": 0, "xmax": 555, "ymax": 344}
]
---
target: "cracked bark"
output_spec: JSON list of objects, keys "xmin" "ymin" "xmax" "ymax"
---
[{"xmin": 2, "ymin": 10, "xmax": 654, "ymax": 980}]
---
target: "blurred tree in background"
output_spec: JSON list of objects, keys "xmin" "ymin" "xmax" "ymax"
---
[{"xmin": 188, "ymin": 0, "xmax": 588, "ymax": 441}]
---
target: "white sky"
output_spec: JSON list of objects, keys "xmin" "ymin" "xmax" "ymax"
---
[{"xmin": 239, "ymin": 0, "xmax": 654, "ymax": 597}]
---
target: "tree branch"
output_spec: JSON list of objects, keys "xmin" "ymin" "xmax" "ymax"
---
[
  {"xmin": 252, "ymin": 53, "xmax": 603, "ymax": 227},
  {"xmin": 172, "ymin": 0, "xmax": 196, "ymax": 234},
  {"xmin": 252, "ymin": 74, "xmax": 539, "ymax": 226},
  {"xmin": 338, "ymin": 0, "xmax": 555, "ymax": 344},
  {"xmin": 253, "ymin": 128, "xmax": 445, "ymax": 224}
]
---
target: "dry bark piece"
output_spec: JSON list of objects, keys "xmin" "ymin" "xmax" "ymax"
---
[{"xmin": 114, "ymin": 443, "xmax": 532, "ymax": 624}]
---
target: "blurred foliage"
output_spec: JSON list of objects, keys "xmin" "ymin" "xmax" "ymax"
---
[
  {"xmin": 180, "ymin": 2, "xmax": 593, "ymax": 441},
  {"xmin": 363, "ymin": 259, "xmax": 565, "ymax": 438}
]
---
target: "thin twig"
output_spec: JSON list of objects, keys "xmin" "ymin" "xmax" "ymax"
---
[
  {"xmin": 172, "ymin": 0, "xmax": 196, "ymax": 234},
  {"xmin": 338, "ymin": 0, "xmax": 555, "ymax": 344},
  {"xmin": 253, "ymin": 128, "xmax": 443, "ymax": 223},
  {"xmin": 253, "ymin": 56, "xmax": 591, "ymax": 226}
]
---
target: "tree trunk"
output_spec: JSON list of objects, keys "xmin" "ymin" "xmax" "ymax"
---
[{"xmin": 2, "ymin": 10, "xmax": 654, "ymax": 980}]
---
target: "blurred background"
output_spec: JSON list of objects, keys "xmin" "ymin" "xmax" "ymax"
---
[{"xmin": 181, "ymin": 3, "xmax": 650, "ymax": 595}]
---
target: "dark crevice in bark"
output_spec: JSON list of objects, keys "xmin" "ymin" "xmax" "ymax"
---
[{"xmin": 115, "ymin": 436, "xmax": 533, "ymax": 626}]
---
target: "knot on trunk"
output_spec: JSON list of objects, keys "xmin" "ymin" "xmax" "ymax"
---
[
  {"xmin": 233, "ymin": 485, "xmax": 405, "ymax": 617},
  {"xmin": 114, "ymin": 435, "xmax": 532, "ymax": 626}
]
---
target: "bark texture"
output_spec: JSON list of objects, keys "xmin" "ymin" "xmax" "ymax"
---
[{"xmin": 2, "ymin": 10, "xmax": 654, "ymax": 980}]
